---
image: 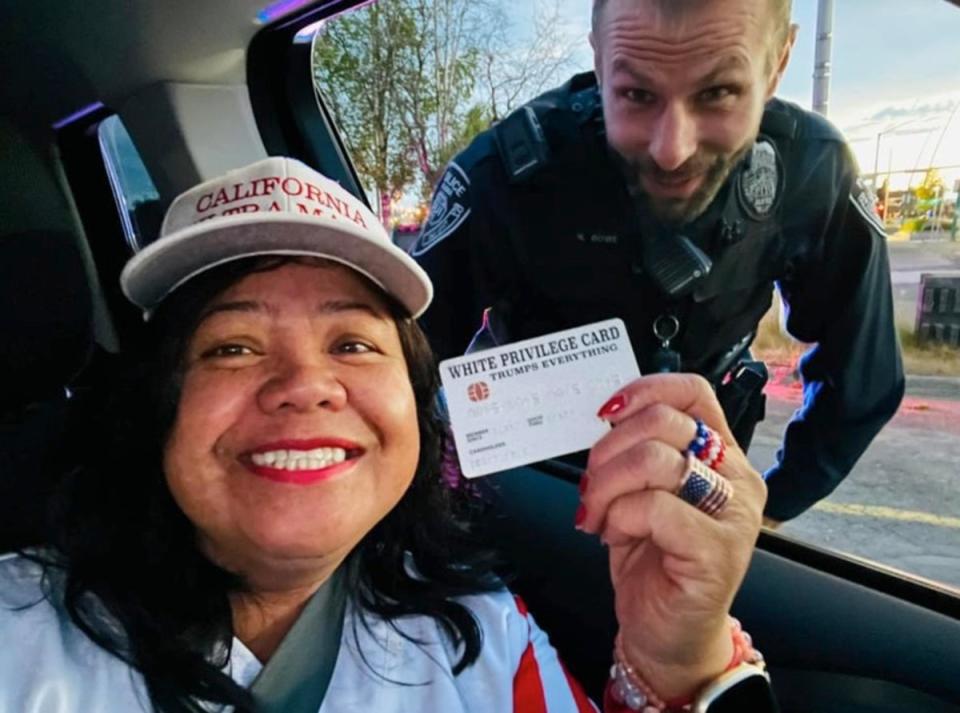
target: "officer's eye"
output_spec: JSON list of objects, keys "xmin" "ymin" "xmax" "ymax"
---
[
  {"xmin": 622, "ymin": 88, "xmax": 657, "ymax": 106},
  {"xmin": 698, "ymin": 85, "xmax": 740, "ymax": 105}
]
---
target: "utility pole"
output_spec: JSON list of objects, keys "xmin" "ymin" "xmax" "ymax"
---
[{"xmin": 813, "ymin": 0, "xmax": 834, "ymax": 116}]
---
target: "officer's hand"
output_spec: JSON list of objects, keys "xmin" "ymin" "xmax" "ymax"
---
[
  {"xmin": 762, "ymin": 516, "xmax": 783, "ymax": 530},
  {"xmin": 578, "ymin": 373, "xmax": 767, "ymax": 701}
]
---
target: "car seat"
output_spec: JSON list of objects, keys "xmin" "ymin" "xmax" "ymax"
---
[{"xmin": 0, "ymin": 230, "xmax": 94, "ymax": 552}]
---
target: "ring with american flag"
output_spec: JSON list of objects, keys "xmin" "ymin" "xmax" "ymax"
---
[{"xmin": 676, "ymin": 453, "xmax": 733, "ymax": 517}]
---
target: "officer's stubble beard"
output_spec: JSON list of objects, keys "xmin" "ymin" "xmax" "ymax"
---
[{"xmin": 610, "ymin": 140, "xmax": 754, "ymax": 229}]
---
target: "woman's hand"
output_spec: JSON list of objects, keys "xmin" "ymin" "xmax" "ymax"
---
[{"xmin": 578, "ymin": 373, "xmax": 767, "ymax": 701}]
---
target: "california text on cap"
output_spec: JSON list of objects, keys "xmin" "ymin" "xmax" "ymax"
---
[{"xmin": 120, "ymin": 156, "xmax": 433, "ymax": 318}]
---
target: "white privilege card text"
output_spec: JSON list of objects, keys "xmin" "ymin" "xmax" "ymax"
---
[{"xmin": 440, "ymin": 319, "xmax": 640, "ymax": 478}]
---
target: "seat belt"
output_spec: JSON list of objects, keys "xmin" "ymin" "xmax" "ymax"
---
[{"xmin": 249, "ymin": 566, "xmax": 347, "ymax": 713}]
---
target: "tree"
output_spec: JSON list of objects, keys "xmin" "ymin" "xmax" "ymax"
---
[
  {"xmin": 475, "ymin": 0, "xmax": 579, "ymax": 122},
  {"xmin": 312, "ymin": 3, "xmax": 418, "ymax": 222},
  {"xmin": 312, "ymin": 0, "xmax": 579, "ymax": 217},
  {"xmin": 914, "ymin": 168, "xmax": 945, "ymax": 203},
  {"xmin": 395, "ymin": 0, "xmax": 490, "ymax": 197}
]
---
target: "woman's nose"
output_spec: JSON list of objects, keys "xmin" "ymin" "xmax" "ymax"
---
[
  {"xmin": 257, "ymin": 359, "xmax": 348, "ymax": 413},
  {"xmin": 648, "ymin": 103, "xmax": 698, "ymax": 172}
]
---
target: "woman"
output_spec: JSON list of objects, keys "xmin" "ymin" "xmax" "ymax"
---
[{"xmin": 0, "ymin": 157, "xmax": 772, "ymax": 712}]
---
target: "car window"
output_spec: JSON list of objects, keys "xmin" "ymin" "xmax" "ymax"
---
[
  {"xmin": 98, "ymin": 115, "xmax": 162, "ymax": 252},
  {"xmin": 308, "ymin": 0, "xmax": 579, "ymax": 238},
  {"xmin": 752, "ymin": 0, "xmax": 960, "ymax": 592},
  {"xmin": 307, "ymin": 0, "xmax": 960, "ymax": 592}
]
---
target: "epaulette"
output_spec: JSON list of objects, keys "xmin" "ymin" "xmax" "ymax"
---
[
  {"xmin": 759, "ymin": 102, "xmax": 798, "ymax": 140},
  {"xmin": 493, "ymin": 72, "xmax": 599, "ymax": 184},
  {"xmin": 494, "ymin": 105, "xmax": 551, "ymax": 184},
  {"xmin": 764, "ymin": 98, "xmax": 845, "ymax": 144}
]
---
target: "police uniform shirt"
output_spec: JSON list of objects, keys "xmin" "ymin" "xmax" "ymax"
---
[{"xmin": 411, "ymin": 72, "xmax": 905, "ymax": 522}]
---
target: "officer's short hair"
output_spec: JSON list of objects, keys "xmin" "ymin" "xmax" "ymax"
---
[{"xmin": 591, "ymin": 0, "xmax": 792, "ymax": 65}]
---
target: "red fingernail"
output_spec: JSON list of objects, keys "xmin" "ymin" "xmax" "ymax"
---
[
  {"xmin": 574, "ymin": 503, "xmax": 587, "ymax": 529},
  {"xmin": 578, "ymin": 474, "xmax": 589, "ymax": 496},
  {"xmin": 597, "ymin": 393, "xmax": 627, "ymax": 419}
]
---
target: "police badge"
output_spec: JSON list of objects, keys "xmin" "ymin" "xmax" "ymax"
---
[
  {"xmin": 411, "ymin": 162, "xmax": 472, "ymax": 256},
  {"xmin": 737, "ymin": 140, "xmax": 783, "ymax": 221},
  {"xmin": 850, "ymin": 176, "xmax": 886, "ymax": 235}
]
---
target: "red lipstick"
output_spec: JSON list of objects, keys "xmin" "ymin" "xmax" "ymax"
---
[{"xmin": 242, "ymin": 438, "xmax": 364, "ymax": 486}]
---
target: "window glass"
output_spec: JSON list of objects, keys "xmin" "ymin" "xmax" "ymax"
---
[
  {"xmin": 308, "ymin": 0, "xmax": 578, "ymax": 239},
  {"xmin": 97, "ymin": 114, "xmax": 162, "ymax": 252},
  {"xmin": 309, "ymin": 0, "xmax": 960, "ymax": 591},
  {"xmin": 753, "ymin": 0, "xmax": 960, "ymax": 592}
]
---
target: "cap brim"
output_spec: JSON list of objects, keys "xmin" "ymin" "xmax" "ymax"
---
[{"xmin": 120, "ymin": 213, "xmax": 433, "ymax": 318}]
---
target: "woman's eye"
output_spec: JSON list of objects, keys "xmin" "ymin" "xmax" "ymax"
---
[
  {"xmin": 334, "ymin": 340, "xmax": 377, "ymax": 355},
  {"xmin": 201, "ymin": 343, "xmax": 256, "ymax": 359}
]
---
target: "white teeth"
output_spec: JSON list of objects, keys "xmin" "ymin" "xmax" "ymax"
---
[{"xmin": 250, "ymin": 447, "xmax": 349, "ymax": 471}]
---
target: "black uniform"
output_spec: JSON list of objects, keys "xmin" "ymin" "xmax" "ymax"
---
[{"xmin": 412, "ymin": 72, "xmax": 904, "ymax": 521}]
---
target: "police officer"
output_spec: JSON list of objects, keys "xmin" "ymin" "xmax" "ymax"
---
[{"xmin": 411, "ymin": 0, "xmax": 905, "ymax": 524}]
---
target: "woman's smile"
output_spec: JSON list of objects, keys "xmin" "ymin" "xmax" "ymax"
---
[{"xmin": 241, "ymin": 437, "xmax": 366, "ymax": 485}]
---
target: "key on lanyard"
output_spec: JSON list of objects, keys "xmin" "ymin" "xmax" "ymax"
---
[{"xmin": 651, "ymin": 315, "xmax": 681, "ymax": 373}]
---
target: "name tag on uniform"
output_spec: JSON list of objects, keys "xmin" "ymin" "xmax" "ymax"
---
[{"xmin": 440, "ymin": 319, "xmax": 641, "ymax": 478}]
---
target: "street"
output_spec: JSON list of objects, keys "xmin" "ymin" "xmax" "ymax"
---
[
  {"xmin": 751, "ymin": 384, "xmax": 960, "ymax": 589},
  {"xmin": 755, "ymin": 238, "xmax": 960, "ymax": 590}
]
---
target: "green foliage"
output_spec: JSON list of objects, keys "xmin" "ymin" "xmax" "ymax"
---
[
  {"xmin": 312, "ymin": 0, "xmax": 493, "ymax": 206},
  {"xmin": 311, "ymin": 0, "xmax": 574, "ymax": 214},
  {"xmin": 914, "ymin": 168, "xmax": 945, "ymax": 203},
  {"xmin": 312, "ymin": 3, "xmax": 418, "ymax": 202}
]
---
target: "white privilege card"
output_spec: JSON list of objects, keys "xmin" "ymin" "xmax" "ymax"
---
[{"xmin": 440, "ymin": 319, "xmax": 640, "ymax": 478}]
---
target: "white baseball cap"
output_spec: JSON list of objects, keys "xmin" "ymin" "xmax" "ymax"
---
[{"xmin": 120, "ymin": 157, "xmax": 433, "ymax": 317}]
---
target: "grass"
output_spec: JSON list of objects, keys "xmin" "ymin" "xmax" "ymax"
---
[
  {"xmin": 751, "ymin": 303, "xmax": 804, "ymax": 369},
  {"xmin": 751, "ymin": 303, "xmax": 960, "ymax": 378},
  {"xmin": 898, "ymin": 328, "xmax": 960, "ymax": 377}
]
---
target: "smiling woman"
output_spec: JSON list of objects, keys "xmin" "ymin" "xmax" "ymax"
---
[
  {"xmin": 0, "ymin": 158, "xmax": 512, "ymax": 712},
  {"xmin": 164, "ymin": 261, "xmax": 422, "ymax": 606},
  {"xmin": 0, "ymin": 156, "xmax": 774, "ymax": 713}
]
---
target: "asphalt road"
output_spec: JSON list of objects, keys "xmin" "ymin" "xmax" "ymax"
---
[
  {"xmin": 746, "ymin": 239, "xmax": 960, "ymax": 590},
  {"xmin": 750, "ymin": 380, "xmax": 960, "ymax": 590}
]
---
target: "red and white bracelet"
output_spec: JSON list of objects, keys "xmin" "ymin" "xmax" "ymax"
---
[{"xmin": 606, "ymin": 618, "xmax": 764, "ymax": 712}]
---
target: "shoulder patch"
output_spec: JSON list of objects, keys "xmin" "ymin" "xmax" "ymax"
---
[
  {"xmin": 410, "ymin": 162, "xmax": 471, "ymax": 257},
  {"xmin": 850, "ymin": 176, "xmax": 886, "ymax": 235},
  {"xmin": 737, "ymin": 139, "xmax": 783, "ymax": 220}
]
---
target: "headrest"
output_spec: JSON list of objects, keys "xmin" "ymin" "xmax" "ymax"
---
[{"xmin": 0, "ymin": 231, "xmax": 94, "ymax": 407}]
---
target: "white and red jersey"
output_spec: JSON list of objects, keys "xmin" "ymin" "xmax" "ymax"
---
[{"xmin": 0, "ymin": 554, "xmax": 598, "ymax": 713}]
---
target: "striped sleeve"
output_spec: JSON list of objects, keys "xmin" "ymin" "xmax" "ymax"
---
[{"xmin": 512, "ymin": 596, "xmax": 599, "ymax": 713}]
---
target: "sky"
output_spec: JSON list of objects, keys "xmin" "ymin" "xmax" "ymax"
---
[{"xmin": 514, "ymin": 0, "xmax": 960, "ymax": 192}]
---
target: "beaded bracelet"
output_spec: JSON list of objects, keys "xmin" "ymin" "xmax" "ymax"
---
[{"xmin": 606, "ymin": 617, "xmax": 764, "ymax": 712}]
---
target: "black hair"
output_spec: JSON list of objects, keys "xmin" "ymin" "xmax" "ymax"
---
[{"xmin": 26, "ymin": 257, "xmax": 501, "ymax": 712}]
